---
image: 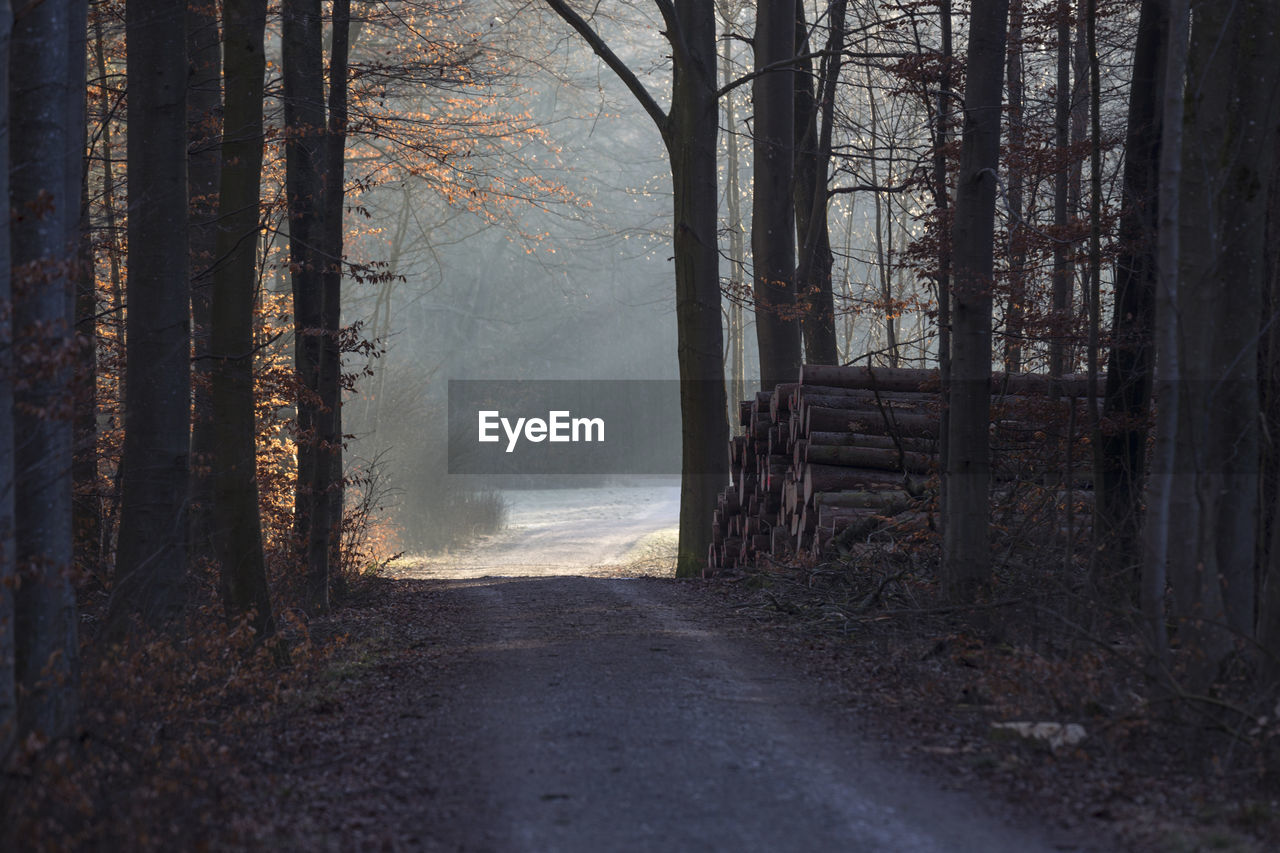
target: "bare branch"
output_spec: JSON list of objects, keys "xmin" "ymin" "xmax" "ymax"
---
[{"xmin": 544, "ymin": 0, "xmax": 670, "ymax": 136}]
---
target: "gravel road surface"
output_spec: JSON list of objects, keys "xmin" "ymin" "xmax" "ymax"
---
[{"xmin": 372, "ymin": 487, "xmax": 1083, "ymax": 851}]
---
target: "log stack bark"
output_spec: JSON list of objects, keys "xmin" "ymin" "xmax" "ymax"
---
[{"xmin": 705, "ymin": 365, "xmax": 1101, "ymax": 574}]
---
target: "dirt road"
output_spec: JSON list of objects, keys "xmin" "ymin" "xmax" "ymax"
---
[
  {"xmin": 405, "ymin": 576, "xmax": 1076, "ymax": 852},
  {"xmin": 272, "ymin": 488, "xmax": 1086, "ymax": 851},
  {"xmin": 405, "ymin": 484, "xmax": 682, "ymax": 578}
]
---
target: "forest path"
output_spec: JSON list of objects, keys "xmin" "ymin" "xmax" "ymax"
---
[
  {"xmin": 404, "ymin": 483, "xmax": 682, "ymax": 578},
  {"xmin": 391, "ymin": 576, "xmax": 1074, "ymax": 852},
  {"xmin": 262, "ymin": 488, "xmax": 1088, "ymax": 851}
]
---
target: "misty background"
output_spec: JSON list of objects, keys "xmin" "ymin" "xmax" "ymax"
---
[{"xmin": 335, "ymin": 0, "xmax": 935, "ymax": 551}]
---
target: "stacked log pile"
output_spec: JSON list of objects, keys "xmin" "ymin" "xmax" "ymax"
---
[{"xmin": 707, "ymin": 365, "xmax": 1100, "ymax": 573}]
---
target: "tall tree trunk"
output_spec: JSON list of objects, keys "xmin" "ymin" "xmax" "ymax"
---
[
  {"xmin": 11, "ymin": 0, "xmax": 87, "ymax": 740},
  {"xmin": 1003, "ymin": 0, "xmax": 1026, "ymax": 374},
  {"xmin": 865, "ymin": 63, "xmax": 897, "ymax": 366},
  {"xmin": 322, "ymin": 0, "xmax": 351, "ymax": 594},
  {"xmin": 0, "ymin": 0, "xmax": 15, "ymax": 762},
  {"xmin": 545, "ymin": 0, "xmax": 729, "ymax": 577},
  {"xmin": 1049, "ymin": 1, "xmax": 1071, "ymax": 382},
  {"xmin": 212, "ymin": 0, "xmax": 274, "ymax": 636},
  {"xmin": 1142, "ymin": 0, "xmax": 1189, "ymax": 668},
  {"xmin": 943, "ymin": 0, "xmax": 1008, "ymax": 601},
  {"xmin": 112, "ymin": 0, "xmax": 191, "ymax": 635},
  {"xmin": 792, "ymin": 0, "xmax": 839, "ymax": 366},
  {"xmin": 1098, "ymin": 0, "xmax": 1165, "ymax": 597},
  {"xmin": 1084, "ymin": 0, "xmax": 1103, "ymax": 585},
  {"xmin": 752, "ymin": 0, "xmax": 801, "ymax": 390},
  {"xmin": 670, "ymin": 0, "xmax": 730, "ymax": 577},
  {"xmin": 188, "ymin": 0, "xmax": 223, "ymax": 563},
  {"xmin": 1260, "ymin": 119, "xmax": 1280, "ymax": 689},
  {"xmin": 935, "ymin": 0, "xmax": 953, "ymax": 515},
  {"xmin": 283, "ymin": 0, "xmax": 331, "ymax": 614},
  {"xmin": 74, "ymin": 158, "xmax": 100, "ymax": 578},
  {"xmin": 1163, "ymin": 0, "xmax": 1277, "ymax": 690},
  {"xmin": 720, "ymin": 4, "xmax": 747, "ymax": 415}
]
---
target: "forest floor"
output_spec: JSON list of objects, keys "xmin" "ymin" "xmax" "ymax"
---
[{"xmin": 8, "ymin": 485, "xmax": 1277, "ymax": 850}]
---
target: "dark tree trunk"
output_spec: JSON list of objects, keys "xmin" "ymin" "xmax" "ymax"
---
[
  {"xmin": 212, "ymin": 0, "xmax": 274, "ymax": 636},
  {"xmin": 943, "ymin": 0, "xmax": 1009, "ymax": 601},
  {"xmin": 0, "ymin": 0, "xmax": 15, "ymax": 761},
  {"xmin": 283, "ymin": 0, "xmax": 331, "ymax": 614},
  {"xmin": 11, "ymin": 0, "xmax": 87, "ymax": 741},
  {"xmin": 1260, "ymin": 111, "xmax": 1280, "ymax": 688},
  {"xmin": 933, "ymin": 1, "xmax": 953, "ymax": 514},
  {"xmin": 322, "ymin": 0, "xmax": 351, "ymax": 595},
  {"xmin": 1097, "ymin": 0, "xmax": 1164, "ymax": 595},
  {"xmin": 1003, "ymin": 0, "xmax": 1026, "ymax": 374},
  {"xmin": 792, "ymin": 0, "xmax": 839, "ymax": 366},
  {"xmin": 1049, "ymin": 1, "xmax": 1071, "ymax": 382},
  {"xmin": 721, "ymin": 17, "xmax": 747, "ymax": 418},
  {"xmin": 670, "ymin": 0, "xmax": 730, "ymax": 577},
  {"xmin": 188, "ymin": 0, "xmax": 223, "ymax": 563},
  {"xmin": 752, "ymin": 0, "xmax": 801, "ymax": 390},
  {"xmin": 1166, "ymin": 0, "xmax": 1278, "ymax": 689},
  {"xmin": 544, "ymin": 0, "xmax": 730, "ymax": 577},
  {"xmin": 112, "ymin": 0, "xmax": 191, "ymax": 635}
]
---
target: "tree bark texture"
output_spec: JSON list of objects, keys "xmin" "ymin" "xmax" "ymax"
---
[
  {"xmin": 322, "ymin": 0, "xmax": 352, "ymax": 594},
  {"xmin": 1098, "ymin": 0, "xmax": 1164, "ymax": 596},
  {"xmin": 1165, "ymin": 0, "xmax": 1279, "ymax": 688},
  {"xmin": 752, "ymin": 0, "xmax": 801, "ymax": 390},
  {"xmin": 283, "ymin": 0, "xmax": 332, "ymax": 614},
  {"xmin": 211, "ymin": 0, "xmax": 274, "ymax": 636},
  {"xmin": 943, "ymin": 0, "xmax": 1009, "ymax": 601},
  {"xmin": 112, "ymin": 0, "xmax": 192, "ymax": 635},
  {"xmin": 0, "ymin": 0, "xmax": 15, "ymax": 761},
  {"xmin": 1049, "ymin": 1, "xmax": 1071, "ymax": 382},
  {"xmin": 188, "ymin": 0, "xmax": 223, "ymax": 562},
  {"xmin": 10, "ymin": 0, "xmax": 87, "ymax": 741},
  {"xmin": 670, "ymin": 0, "xmax": 731, "ymax": 577}
]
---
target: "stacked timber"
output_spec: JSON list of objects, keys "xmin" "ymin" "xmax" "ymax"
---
[{"xmin": 706, "ymin": 365, "xmax": 1100, "ymax": 574}]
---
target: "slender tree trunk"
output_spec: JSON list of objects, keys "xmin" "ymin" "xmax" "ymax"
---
[
  {"xmin": 1164, "ymin": 0, "xmax": 1277, "ymax": 690},
  {"xmin": 74, "ymin": 160, "xmax": 100, "ymax": 578},
  {"xmin": 1260, "ymin": 123, "xmax": 1280, "ymax": 688},
  {"xmin": 792, "ymin": 0, "xmax": 839, "ymax": 366},
  {"xmin": 721, "ymin": 6, "xmax": 747, "ymax": 415},
  {"xmin": 0, "ymin": 0, "xmax": 15, "ymax": 762},
  {"xmin": 283, "ymin": 0, "xmax": 331, "ymax": 613},
  {"xmin": 934, "ymin": 0, "xmax": 953, "ymax": 515},
  {"xmin": 545, "ymin": 0, "xmax": 729, "ymax": 577},
  {"xmin": 188, "ymin": 0, "xmax": 223, "ymax": 563},
  {"xmin": 212, "ymin": 0, "xmax": 274, "ymax": 636},
  {"xmin": 865, "ymin": 64, "xmax": 897, "ymax": 367},
  {"xmin": 1068, "ymin": 2, "xmax": 1088, "ymax": 364},
  {"xmin": 752, "ymin": 0, "xmax": 801, "ymax": 390},
  {"xmin": 1098, "ymin": 0, "xmax": 1165, "ymax": 597},
  {"xmin": 1084, "ymin": 0, "xmax": 1103, "ymax": 585},
  {"xmin": 943, "ymin": 0, "xmax": 1008, "ymax": 601},
  {"xmin": 112, "ymin": 0, "xmax": 192, "ymax": 635},
  {"xmin": 670, "ymin": 0, "xmax": 730, "ymax": 576},
  {"xmin": 1004, "ymin": 0, "xmax": 1026, "ymax": 374},
  {"xmin": 1142, "ymin": 0, "xmax": 1189, "ymax": 668},
  {"xmin": 11, "ymin": 0, "xmax": 87, "ymax": 740},
  {"xmin": 1049, "ymin": 1, "xmax": 1071, "ymax": 382},
  {"xmin": 322, "ymin": 0, "xmax": 351, "ymax": 594}
]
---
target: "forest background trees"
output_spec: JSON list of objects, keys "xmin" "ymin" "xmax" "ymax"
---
[{"xmin": 3, "ymin": 0, "xmax": 1280, "ymax": 766}]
